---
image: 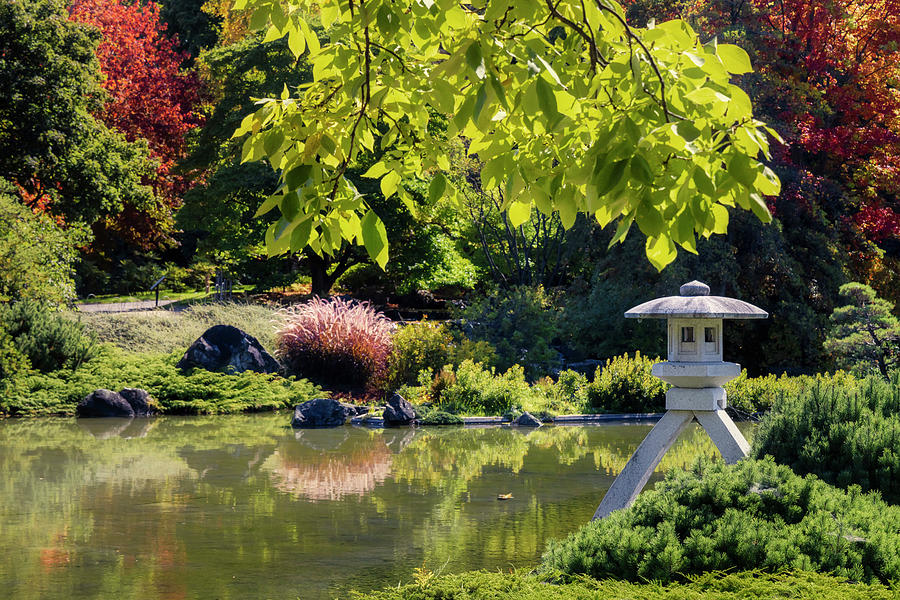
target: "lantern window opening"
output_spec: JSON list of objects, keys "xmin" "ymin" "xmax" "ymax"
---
[
  {"xmin": 705, "ymin": 327, "xmax": 716, "ymax": 343},
  {"xmin": 681, "ymin": 327, "xmax": 695, "ymax": 343}
]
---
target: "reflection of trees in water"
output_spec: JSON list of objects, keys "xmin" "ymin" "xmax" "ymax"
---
[
  {"xmin": 0, "ymin": 416, "xmax": 287, "ymax": 600},
  {"xmin": 0, "ymin": 417, "xmax": 755, "ymax": 600},
  {"xmin": 263, "ymin": 429, "xmax": 393, "ymax": 501}
]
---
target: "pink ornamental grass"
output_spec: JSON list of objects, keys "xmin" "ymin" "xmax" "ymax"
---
[{"xmin": 275, "ymin": 296, "xmax": 394, "ymax": 390}]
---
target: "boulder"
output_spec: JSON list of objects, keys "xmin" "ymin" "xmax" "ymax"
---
[
  {"xmin": 383, "ymin": 392, "xmax": 416, "ymax": 426},
  {"xmin": 512, "ymin": 411, "xmax": 543, "ymax": 428},
  {"xmin": 291, "ymin": 398, "xmax": 357, "ymax": 428},
  {"xmin": 177, "ymin": 325, "xmax": 280, "ymax": 374},
  {"xmin": 119, "ymin": 388, "xmax": 154, "ymax": 416},
  {"xmin": 77, "ymin": 388, "xmax": 156, "ymax": 418}
]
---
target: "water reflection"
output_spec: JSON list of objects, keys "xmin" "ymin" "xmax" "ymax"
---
[
  {"xmin": 265, "ymin": 430, "xmax": 393, "ymax": 500},
  {"xmin": 0, "ymin": 415, "xmax": 750, "ymax": 600}
]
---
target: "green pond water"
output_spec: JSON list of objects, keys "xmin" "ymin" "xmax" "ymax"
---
[{"xmin": 0, "ymin": 415, "xmax": 750, "ymax": 600}]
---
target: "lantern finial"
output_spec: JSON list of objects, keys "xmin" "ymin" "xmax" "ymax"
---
[{"xmin": 680, "ymin": 280, "xmax": 710, "ymax": 296}]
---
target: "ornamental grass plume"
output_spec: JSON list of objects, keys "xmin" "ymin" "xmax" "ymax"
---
[{"xmin": 275, "ymin": 296, "xmax": 394, "ymax": 391}]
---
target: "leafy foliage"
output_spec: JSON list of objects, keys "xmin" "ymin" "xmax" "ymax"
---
[
  {"xmin": 459, "ymin": 285, "xmax": 560, "ymax": 379},
  {"xmin": 432, "ymin": 360, "xmax": 537, "ymax": 415},
  {"xmin": 753, "ymin": 375, "xmax": 900, "ymax": 503},
  {"xmin": 68, "ymin": 0, "xmax": 205, "ymax": 253},
  {"xmin": 586, "ymin": 352, "xmax": 668, "ymax": 412},
  {"xmin": 824, "ymin": 283, "xmax": 900, "ymax": 377},
  {"xmin": 0, "ymin": 331, "xmax": 30, "ymax": 382},
  {"xmin": 542, "ymin": 457, "xmax": 900, "ymax": 584},
  {"xmin": 0, "ymin": 302, "xmax": 98, "ymax": 373},
  {"xmin": 0, "ymin": 347, "xmax": 320, "ymax": 417},
  {"xmin": 235, "ymin": 0, "xmax": 780, "ymax": 271},
  {"xmin": 386, "ymin": 321, "xmax": 497, "ymax": 389},
  {"xmin": 352, "ymin": 570, "xmax": 896, "ymax": 600},
  {"xmin": 0, "ymin": 183, "xmax": 87, "ymax": 305},
  {"xmin": 275, "ymin": 296, "xmax": 393, "ymax": 390},
  {"xmin": 0, "ymin": 0, "xmax": 155, "ymax": 225}
]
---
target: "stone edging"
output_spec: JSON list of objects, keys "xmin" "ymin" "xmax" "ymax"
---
[{"xmin": 349, "ymin": 413, "xmax": 665, "ymax": 428}]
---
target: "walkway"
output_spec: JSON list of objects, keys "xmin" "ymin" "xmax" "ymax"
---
[{"xmin": 75, "ymin": 299, "xmax": 176, "ymax": 313}]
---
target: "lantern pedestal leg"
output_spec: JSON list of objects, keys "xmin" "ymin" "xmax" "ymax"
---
[
  {"xmin": 593, "ymin": 407, "xmax": 751, "ymax": 521},
  {"xmin": 695, "ymin": 409, "xmax": 750, "ymax": 463},
  {"xmin": 592, "ymin": 410, "xmax": 694, "ymax": 520}
]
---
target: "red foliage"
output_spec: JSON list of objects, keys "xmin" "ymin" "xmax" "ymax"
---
[{"xmin": 68, "ymin": 0, "xmax": 204, "ymax": 245}]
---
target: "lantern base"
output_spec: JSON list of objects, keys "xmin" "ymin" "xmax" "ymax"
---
[
  {"xmin": 592, "ymin": 408, "xmax": 750, "ymax": 520},
  {"xmin": 665, "ymin": 387, "xmax": 726, "ymax": 411}
]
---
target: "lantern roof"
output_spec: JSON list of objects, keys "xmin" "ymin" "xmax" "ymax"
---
[{"xmin": 624, "ymin": 281, "xmax": 768, "ymax": 320}]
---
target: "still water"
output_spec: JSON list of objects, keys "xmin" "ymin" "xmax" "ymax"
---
[{"xmin": 0, "ymin": 415, "xmax": 746, "ymax": 600}]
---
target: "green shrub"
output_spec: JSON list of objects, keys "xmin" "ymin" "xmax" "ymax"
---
[
  {"xmin": 416, "ymin": 407, "xmax": 464, "ymax": 426},
  {"xmin": 434, "ymin": 360, "xmax": 538, "ymax": 415},
  {"xmin": 1, "ymin": 302, "xmax": 97, "ymax": 372},
  {"xmin": 387, "ymin": 321, "xmax": 497, "ymax": 389},
  {"xmin": 0, "ymin": 330, "xmax": 29, "ymax": 380},
  {"xmin": 585, "ymin": 352, "xmax": 668, "ymax": 413},
  {"xmin": 0, "ymin": 346, "xmax": 321, "ymax": 417},
  {"xmin": 351, "ymin": 570, "xmax": 896, "ymax": 600},
  {"xmin": 725, "ymin": 369, "xmax": 860, "ymax": 414},
  {"xmin": 542, "ymin": 457, "xmax": 900, "ymax": 584},
  {"xmin": 458, "ymin": 285, "xmax": 560, "ymax": 379},
  {"xmin": 752, "ymin": 374, "xmax": 900, "ymax": 502},
  {"xmin": 532, "ymin": 369, "xmax": 591, "ymax": 415},
  {"xmin": 0, "ymin": 185, "xmax": 87, "ymax": 305}
]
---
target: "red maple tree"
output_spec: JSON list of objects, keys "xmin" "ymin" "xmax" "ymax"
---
[{"xmin": 69, "ymin": 0, "xmax": 205, "ymax": 246}]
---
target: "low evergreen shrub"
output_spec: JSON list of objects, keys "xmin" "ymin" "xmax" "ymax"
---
[
  {"xmin": 542, "ymin": 458, "xmax": 900, "ymax": 584},
  {"xmin": 752, "ymin": 375, "xmax": 900, "ymax": 502},
  {"xmin": 585, "ymin": 352, "xmax": 667, "ymax": 413},
  {"xmin": 351, "ymin": 570, "xmax": 896, "ymax": 600},
  {"xmin": 416, "ymin": 407, "xmax": 464, "ymax": 426},
  {"xmin": 0, "ymin": 347, "xmax": 320, "ymax": 417},
  {"xmin": 275, "ymin": 296, "xmax": 393, "ymax": 390},
  {"xmin": 0, "ymin": 301, "xmax": 97, "ymax": 372}
]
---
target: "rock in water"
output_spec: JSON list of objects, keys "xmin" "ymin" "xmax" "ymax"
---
[
  {"xmin": 512, "ymin": 411, "xmax": 543, "ymax": 427},
  {"xmin": 382, "ymin": 392, "xmax": 416, "ymax": 426},
  {"xmin": 291, "ymin": 398, "xmax": 358, "ymax": 428},
  {"xmin": 77, "ymin": 388, "xmax": 156, "ymax": 418},
  {"xmin": 177, "ymin": 325, "xmax": 280, "ymax": 374},
  {"xmin": 118, "ymin": 388, "xmax": 154, "ymax": 416}
]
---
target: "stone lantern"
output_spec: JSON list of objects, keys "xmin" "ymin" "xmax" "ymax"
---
[{"xmin": 593, "ymin": 280, "xmax": 767, "ymax": 520}]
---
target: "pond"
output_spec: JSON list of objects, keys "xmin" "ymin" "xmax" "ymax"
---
[{"xmin": 0, "ymin": 415, "xmax": 750, "ymax": 600}]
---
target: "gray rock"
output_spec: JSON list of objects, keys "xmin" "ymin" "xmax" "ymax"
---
[
  {"xmin": 382, "ymin": 392, "xmax": 416, "ymax": 426},
  {"xmin": 177, "ymin": 325, "xmax": 281, "ymax": 374},
  {"xmin": 512, "ymin": 411, "xmax": 543, "ymax": 427},
  {"xmin": 77, "ymin": 388, "xmax": 156, "ymax": 418},
  {"xmin": 291, "ymin": 398, "xmax": 357, "ymax": 428},
  {"xmin": 118, "ymin": 388, "xmax": 154, "ymax": 416}
]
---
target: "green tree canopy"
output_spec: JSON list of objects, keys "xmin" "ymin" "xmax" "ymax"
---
[
  {"xmin": 0, "ymin": 180, "xmax": 87, "ymax": 305},
  {"xmin": 824, "ymin": 283, "xmax": 900, "ymax": 377},
  {"xmin": 234, "ymin": 0, "xmax": 781, "ymax": 271},
  {"xmin": 0, "ymin": 0, "xmax": 155, "ymax": 225}
]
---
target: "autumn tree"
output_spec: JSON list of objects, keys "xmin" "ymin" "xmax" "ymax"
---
[
  {"xmin": 69, "ymin": 0, "xmax": 205, "ymax": 248},
  {"xmin": 233, "ymin": 0, "xmax": 781, "ymax": 273},
  {"xmin": 0, "ymin": 0, "xmax": 155, "ymax": 225}
]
